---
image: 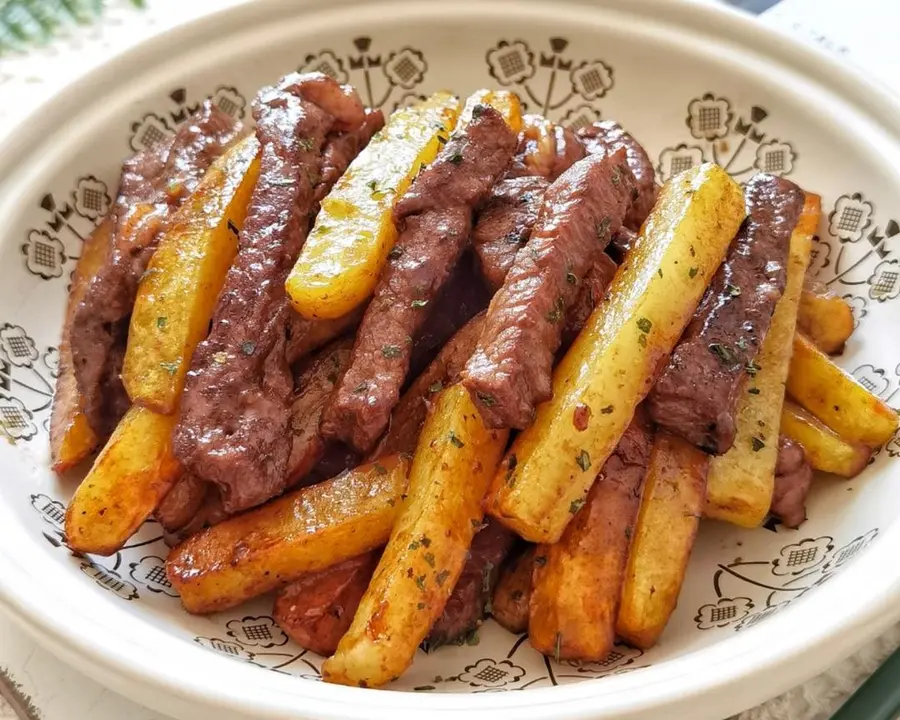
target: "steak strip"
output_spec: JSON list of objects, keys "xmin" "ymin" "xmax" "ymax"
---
[
  {"xmin": 647, "ymin": 173, "xmax": 804, "ymax": 454},
  {"xmin": 770, "ymin": 436, "xmax": 812, "ymax": 529},
  {"xmin": 576, "ymin": 120, "xmax": 658, "ymax": 231},
  {"xmin": 322, "ymin": 104, "xmax": 517, "ymax": 453},
  {"xmin": 71, "ymin": 101, "xmax": 242, "ymax": 436},
  {"xmin": 463, "ymin": 149, "xmax": 634, "ymax": 429},
  {"xmin": 174, "ymin": 73, "xmax": 370, "ymax": 514}
]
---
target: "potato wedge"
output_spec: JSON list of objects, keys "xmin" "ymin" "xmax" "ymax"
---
[
  {"xmin": 50, "ymin": 216, "xmax": 114, "ymax": 472},
  {"xmin": 65, "ymin": 406, "xmax": 181, "ymax": 556},
  {"xmin": 529, "ymin": 416, "xmax": 652, "ymax": 662},
  {"xmin": 617, "ymin": 433, "xmax": 708, "ymax": 649},
  {"xmin": 705, "ymin": 196, "xmax": 815, "ymax": 527},
  {"xmin": 491, "ymin": 546, "xmax": 534, "ymax": 635},
  {"xmin": 123, "ymin": 136, "xmax": 261, "ymax": 413},
  {"xmin": 798, "ymin": 282, "xmax": 854, "ymax": 355},
  {"xmin": 484, "ymin": 163, "xmax": 745, "ymax": 543},
  {"xmin": 322, "ymin": 384, "xmax": 508, "ymax": 688},
  {"xmin": 166, "ymin": 455, "xmax": 408, "ymax": 614},
  {"xmin": 457, "ymin": 89, "xmax": 524, "ymax": 134},
  {"xmin": 286, "ymin": 92, "xmax": 461, "ymax": 321},
  {"xmin": 787, "ymin": 332, "xmax": 899, "ymax": 447},
  {"xmin": 781, "ymin": 400, "xmax": 871, "ymax": 478}
]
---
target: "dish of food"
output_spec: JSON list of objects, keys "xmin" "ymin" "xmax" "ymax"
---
[{"xmin": 3, "ymin": 1, "xmax": 900, "ymax": 718}]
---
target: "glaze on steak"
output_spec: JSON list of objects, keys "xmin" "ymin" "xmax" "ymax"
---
[
  {"xmin": 561, "ymin": 251, "xmax": 618, "ymax": 349},
  {"xmin": 173, "ymin": 73, "xmax": 374, "ymax": 514},
  {"xmin": 322, "ymin": 104, "xmax": 517, "ymax": 453},
  {"xmin": 577, "ymin": 120, "xmax": 658, "ymax": 231},
  {"xmin": 770, "ymin": 436, "xmax": 812, "ymax": 528},
  {"xmin": 648, "ymin": 174, "xmax": 804, "ymax": 454},
  {"xmin": 463, "ymin": 149, "xmax": 634, "ymax": 429},
  {"xmin": 71, "ymin": 102, "xmax": 242, "ymax": 436}
]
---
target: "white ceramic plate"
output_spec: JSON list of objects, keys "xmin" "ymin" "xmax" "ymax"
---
[{"xmin": 1, "ymin": 1, "xmax": 900, "ymax": 719}]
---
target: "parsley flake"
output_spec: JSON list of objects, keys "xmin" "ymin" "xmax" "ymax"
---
[
  {"xmin": 428, "ymin": 381, "xmax": 443, "ymax": 393},
  {"xmin": 410, "ymin": 299, "xmax": 428, "ymax": 309},
  {"xmin": 159, "ymin": 361, "xmax": 179, "ymax": 375},
  {"xmin": 353, "ymin": 381, "xmax": 369, "ymax": 393},
  {"xmin": 566, "ymin": 271, "xmax": 578, "ymax": 285},
  {"xmin": 751, "ymin": 436, "xmax": 766, "ymax": 452},
  {"xmin": 746, "ymin": 360, "xmax": 761, "ymax": 376},
  {"xmin": 415, "ymin": 574, "xmax": 427, "ymax": 590},
  {"xmin": 709, "ymin": 343, "xmax": 736, "ymax": 365},
  {"xmin": 476, "ymin": 392, "xmax": 496, "ymax": 407},
  {"xmin": 689, "ymin": 266, "xmax": 699, "ymax": 279},
  {"xmin": 436, "ymin": 569, "xmax": 451, "ymax": 586},
  {"xmin": 569, "ymin": 498, "xmax": 585, "ymax": 514},
  {"xmin": 576, "ymin": 449, "xmax": 592, "ymax": 472},
  {"xmin": 156, "ymin": 316, "xmax": 167, "ymax": 329},
  {"xmin": 448, "ymin": 151, "xmax": 464, "ymax": 165},
  {"xmin": 388, "ymin": 246, "xmax": 403, "ymax": 260},
  {"xmin": 382, "ymin": 344, "xmax": 402, "ymax": 359},
  {"xmin": 637, "ymin": 317, "xmax": 652, "ymax": 333},
  {"xmin": 601, "ymin": 405, "xmax": 614, "ymax": 414},
  {"xmin": 596, "ymin": 217, "xmax": 612, "ymax": 241},
  {"xmin": 726, "ymin": 283, "xmax": 742, "ymax": 297},
  {"xmin": 241, "ymin": 341, "xmax": 255, "ymax": 356},
  {"xmin": 424, "ymin": 552, "xmax": 436, "ymax": 568},
  {"xmin": 748, "ymin": 387, "xmax": 761, "ymax": 395},
  {"xmin": 449, "ymin": 431, "xmax": 465, "ymax": 448}
]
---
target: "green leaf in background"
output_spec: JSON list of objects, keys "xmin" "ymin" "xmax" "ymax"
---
[{"xmin": 0, "ymin": 0, "xmax": 145, "ymax": 56}]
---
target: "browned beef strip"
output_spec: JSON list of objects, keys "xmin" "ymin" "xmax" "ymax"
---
[
  {"xmin": 322, "ymin": 105, "xmax": 517, "ymax": 453},
  {"xmin": 71, "ymin": 102, "xmax": 242, "ymax": 436},
  {"xmin": 425, "ymin": 518, "xmax": 517, "ymax": 649},
  {"xmin": 770, "ymin": 436, "xmax": 812, "ymax": 529},
  {"xmin": 273, "ymin": 552, "xmax": 381, "ymax": 656},
  {"xmin": 508, "ymin": 116, "xmax": 586, "ymax": 182},
  {"xmin": 608, "ymin": 226, "xmax": 638, "ymax": 262},
  {"xmin": 463, "ymin": 149, "xmax": 634, "ymax": 429},
  {"xmin": 576, "ymin": 120, "xmax": 658, "ymax": 231},
  {"xmin": 561, "ymin": 251, "xmax": 618, "ymax": 349},
  {"xmin": 647, "ymin": 174, "xmax": 804, "ymax": 454},
  {"xmin": 173, "ymin": 73, "xmax": 369, "ymax": 514}
]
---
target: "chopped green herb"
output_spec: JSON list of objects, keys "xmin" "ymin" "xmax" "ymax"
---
[
  {"xmin": 465, "ymin": 629, "xmax": 480, "ymax": 646},
  {"xmin": 417, "ymin": 602, "xmax": 426, "ymax": 610},
  {"xmin": 546, "ymin": 296, "xmax": 565, "ymax": 323},
  {"xmin": 471, "ymin": 104, "xmax": 486, "ymax": 119},
  {"xmin": 241, "ymin": 341, "xmax": 256, "ymax": 356},
  {"xmin": 726, "ymin": 283, "xmax": 742, "ymax": 297},
  {"xmin": 576, "ymin": 449, "xmax": 592, "ymax": 472},
  {"xmin": 436, "ymin": 569, "xmax": 451, "ymax": 586},
  {"xmin": 658, "ymin": 268, "xmax": 664, "ymax": 279},
  {"xmin": 689, "ymin": 245, "xmax": 696, "ymax": 257},
  {"xmin": 353, "ymin": 381, "xmax": 369, "ymax": 393},
  {"xmin": 638, "ymin": 333, "xmax": 647, "ymax": 348},
  {"xmin": 420, "ymin": 536, "xmax": 432, "ymax": 548},
  {"xmin": 477, "ymin": 392, "xmax": 496, "ymax": 407},
  {"xmin": 601, "ymin": 405, "xmax": 614, "ymax": 414},
  {"xmin": 373, "ymin": 463, "xmax": 388, "ymax": 476},
  {"xmin": 156, "ymin": 316, "xmax": 167, "ymax": 329},
  {"xmin": 751, "ymin": 436, "xmax": 766, "ymax": 452},
  {"xmin": 387, "ymin": 498, "xmax": 396, "ymax": 507},
  {"xmin": 449, "ymin": 151, "xmax": 464, "ymax": 165},
  {"xmin": 596, "ymin": 217, "xmax": 612, "ymax": 241},
  {"xmin": 569, "ymin": 498, "xmax": 585, "ymax": 514},
  {"xmin": 709, "ymin": 343, "xmax": 736, "ymax": 365},
  {"xmin": 159, "ymin": 361, "xmax": 179, "ymax": 375},
  {"xmin": 689, "ymin": 266, "xmax": 699, "ymax": 279},
  {"xmin": 736, "ymin": 337, "xmax": 749, "ymax": 350},
  {"xmin": 637, "ymin": 317, "xmax": 652, "ymax": 333},
  {"xmin": 409, "ymin": 540, "xmax": 420, "ymax": 550},
  {"xmin": 382, "ymin": 344, "xmax": 402, "ymax": 359},
  {"xmin": 388, "ymin": 246, "xmax": 403, "ymax": 260},
  {"xmin": 428, "ymin": 380, "xmax": 443, "ymax": 394},
  {"xmin": 424, "ymin": 551, "xmax": 436, "ymax": 568},
  {"xmin": 298, "ymin": 137, "xmax": 315, "ymax": 152},
  {"xmin": 415, "ymin": 574, "xmax": 427, "ymax": 590},
  {"xmin": 566, "ymin": 271, "xmax": 578, "ymax": 285},
  {"xmin": 410, "ymin": 299, "xmax": 428, "ymax": 309},
  {"xmin": 748, "ymin": 387, "xmax": 761, "ymax": 395},
  {"xmin": 746, "ymin": 360, "xmax": 761, "ymax": 376},
  {"xmin": 448, "ymin": 430, "xmax": 465, "ymax": 448},
  {"xmin": 367, "ymin": 179, "xmax": 378, "ymax": 192}
]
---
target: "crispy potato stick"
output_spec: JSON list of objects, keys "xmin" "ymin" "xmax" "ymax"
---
[
  {"xmin": 491, "ymin": 546, "xmax": 535, "ymax": 634},
  {"xmin": 485, "ymin": 163, "xmax": 745, "ymax": 543},
  {"xmin": 166, "ymin": 455, "xmax": 408, "ymax": 614},
  {"xmin": 123, "ymin": 136, "xmax": 261, "ymax": 413},
  {"xmin": 798, "ymin": 283, "xmax": 854, "ymax": 355},
  {"xmin": 787, "ymin": 332, "xmax": 899, "ymax": 448},
  {"xmin": 50, "ymin": 217, "xmax": 114, "ymax": 472},
  {"xmin": 617, "ymin": 433, "xmax": 708, "ymax": 649},
  {"xmin": 781, "ymin": 400, "xmax": 871, "ymax": 478},
  {"xmin": 705, "ymin": 195, "xmax": 816, "ymax": 527},
  {"xmin": 323, "ymin": 385, "xmax": 508, "ymax": 688},
  {"xmin": 65, "ymin": 407, "xmax": 181, "ymax": 555},
  {"xmin": 286, "ymin": 92, "xmax": 461, "ymax": 321},
  {"xmin": 529, "ymin": 416, "xmax": 651, "ymax": 662}
]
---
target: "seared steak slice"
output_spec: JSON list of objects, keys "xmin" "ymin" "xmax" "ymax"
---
[
  {"xmin": 770, "ymin": 436, "xmax": 812, "ymax": 529},
  {"xmin": 174, "ymin": 73, "xmax": 371, "ymax": 514},
  {"xmin": 425, "ymin": 518, "xmax": 517, "ymax": 649},
  {"xmin": 463, "ymin": 149, "xmax": 634, "ymax": 429},
  {"xmin": 322, "ymin": 104, "xmax": 517, "ymax": 453},
  {"xmin": 71, "ymin": 101, "xmax": 242, "ymax": 436},
  {"xmin": 577, "ymin": 120, "xmax": 658, "ymax": 231},
  {"xmin": 507, "ymin": 115, "xmax": 586, "ymax": 182},
  {"xmin": 561, "ymin": 251, "xmax": 618, "ymax": 349},
  {"xmin": 648, "ymin": 174, "xmax": 804, "ymax": 454}
]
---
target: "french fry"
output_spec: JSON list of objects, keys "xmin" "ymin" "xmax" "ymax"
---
[
  {"xmin": 166, "ymin": 455, "xmax": 409, "ymax": 614},
  {"xmin": 65, "ymin": 406, "xmax": 181, "ymax": 556},
  {"xmin": 123, "ymin": 136, "xmax": 261, "ymax": 413},
  {"xmin": 322, "ymin": 385, "xmax": 508, "ymax": 688},
  {"xmin": 798, "ymin": 282, "xmax": 855, "ymax": 354},
  {"xmin": 781, "ymin": 400, "xmax": 871, "ymax": 478},
  {"xmin": 617, "ymin": 433, "xmax": 708, "ymax": 649},
  {"xmin": 529, "ymin": 417, "xmax": 652, "ymax": 662},
  {"xmin": 485, "ymin": 163, "xmax": 745, "ymax": 543},
  {"xmin": 705, "ymin": 194, "xmax": 816, "ymax": 527},
  {"xmin": 286, "ymin": 92, "xmax": 461, "ymax": 321},
  {"xmin": 50, "ymin": 216, "xmax": 114, "ymax": 472},
  {"xmin": 491, "ymin": 546, "xmax": 534, "ymax": 635},
  {"xmin": 787, "ymin": 332, "xmax": 899, "ymax": 448}
]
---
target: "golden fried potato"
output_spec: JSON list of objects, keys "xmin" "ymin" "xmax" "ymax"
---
[
  {"xmin": 287, "ymin": 92, "xmax": 461, "ymax": 320},
  {"xmin": 617, "ymin": 433, "xmax": 708, "ymax": 649},
  {"xmin": 705, "ymin": 195, "xmax": 816, "ymax": 527},
  {"xmin": 322, "ymin": 385, "xmax": 508, "ymax": 688},
  {"xmin": 491, "ymin": 546, "xmax": 534, "ymax": 635},
  {"xmin": 787, "ymin": 332, "xmax": 899, "ymax": 448},
  {"xmin": 123, "ymin": 136, "xmax": 260, "ymax": 413},
  {"xmin": 798, "ymin": 281, "xmax": 854, "ymax": 355},
  {"xmin": 50, "ymin": 216, "xmax": 113, "ymax": 472},
  {"xmin": 65, "ymin": 406, "xmax": 181, "ymax": 555},
  {"xmin": 780, "ymin": 400, "xmax": 871, "ymax": 478},
  {"xmin": 457, "ymin": 89, "xmax": 524, "ymax": 134},
  {"xmin": 529, "ymin": 416, "xmax": 652, "ymax": 662},
  {"xmin": 485, "ymin": 163, "xmax": 745, "ymax": 543},
  {"xmin": 166, "ymin": 455, "xmax": 409, "ymax": 614}
]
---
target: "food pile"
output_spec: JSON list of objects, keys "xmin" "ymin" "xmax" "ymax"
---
[{"xmin": 50, "ymin": 72, "xmax": 899, "ymax": 687}]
